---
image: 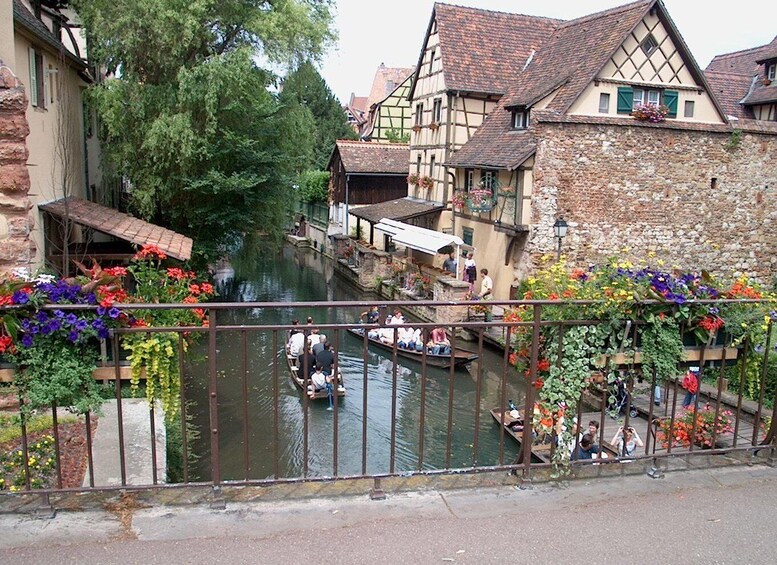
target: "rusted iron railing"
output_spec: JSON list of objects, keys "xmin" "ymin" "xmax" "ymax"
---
[{"xmin": 0, "ymin": 299, "xmax": 774, "ymax": 497}]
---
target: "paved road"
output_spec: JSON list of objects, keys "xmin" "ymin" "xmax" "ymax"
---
[{"xmin": 1, "ymin": 464, "xmax": 776, "ymax": 564}]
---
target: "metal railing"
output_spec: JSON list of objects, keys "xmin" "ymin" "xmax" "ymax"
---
[{"xmin": 1, "ymin": 299, "xmax": 775, "ymax": 497}]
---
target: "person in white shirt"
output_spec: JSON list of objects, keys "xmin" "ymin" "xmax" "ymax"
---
[
  {"xmin": 288, "ymin": 330, "xmax": 306, "ymax": 357},
  {"xmin": 479, "ymin": 269, "xmax": 493, "ymax": 299}
]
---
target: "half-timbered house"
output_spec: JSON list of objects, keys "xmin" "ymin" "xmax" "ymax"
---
[
  {"xmin": 363, "ymin": 68, "xmax": 414, "ymax": 143},
  {"xmin": 402, "ymin": 0, "xmax": 776, "ymax": 299}
]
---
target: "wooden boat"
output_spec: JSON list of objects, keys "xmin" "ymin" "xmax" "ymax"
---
[
  {"xmin": 346, "ymin": 328, "xmax": 478, "ymax": 368},
  {"xmin": 490, "ymin": 408, "xmax": 619, "ymax": 462},
  {"xmin": 285, "ymin": 347, "xmax": 346, "ymax": 400}
]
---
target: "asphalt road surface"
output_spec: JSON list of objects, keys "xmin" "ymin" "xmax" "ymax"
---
[{"xmin": 1, "ymin": 464, "xmax": 776, "ymax": 564}]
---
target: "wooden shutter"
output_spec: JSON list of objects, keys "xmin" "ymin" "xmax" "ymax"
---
[
  {"xmin": 616, "ymin": 87, "xmax": 633, "ymax": 114},
  {"xmin": 664, "ymin": 90, "xmax": 679, "ymax": 118},
  {"xmin": 28, "ymin": 47, "xmax": 38, "ymax": 107}
]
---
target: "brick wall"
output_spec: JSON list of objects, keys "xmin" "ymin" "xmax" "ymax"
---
[
  {"xmin": 531, "ymin": 122, "xmax": 777, "ymax": 283},
  {"xmin": 0, "ymin": 64, "xmax": 35, "ymax": 275}
]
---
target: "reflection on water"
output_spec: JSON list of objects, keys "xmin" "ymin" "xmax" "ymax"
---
[{"xmin": 188, "ymin": 247, "xmax": 527, "ymax": 480}]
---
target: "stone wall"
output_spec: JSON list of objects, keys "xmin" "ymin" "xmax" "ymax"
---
[
  {"xmin": 531, "ymin": 122, "xmax": 777, "ymax": 283},
  {"xmin": 0, "ymin": 64, "xmax": 34, "ymax": 275}
]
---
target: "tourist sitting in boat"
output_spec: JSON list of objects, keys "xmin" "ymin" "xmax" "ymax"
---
[
  {"xmin": 387, "ymin": 309, "xmax": 405, "ymax": 325},
  {"xmin": 427, "ymin": 327, "xmax": 451, "ymax": 355},
  {"xmin": 397, "ymin": 326, "xmax": 416, "ymax": 349},
  {"xmin": 379, "ymin": 325, "xmax": 396, "ymax": 345},
  {"xmin": 288, "ymin": 327, "xmax": 306, "ymax": 357},
  {"xmin": 312, "ymin": 334, "xmax": 327, "ymax": 356},
  {"xmin": 288, "ymin": 319, "xmax": 300, "ymax": 340},
  {"xmin": 572, "ymin": 433, "xmax": 598, "ymax": 460},
  {"xmin": 316, "ymin": 342, "xmax": 335, "ymax": 376},
  {"xmin": 307, "ymin": 328, "xmax": 322, "ymax": 346},
  {"xmin": 308, "ymin": 364, "xmax": 331, "ymax": 393},
  {"xmin": 297, "ymin": 345, "xmax": 317, "ymax": 379},
  {"xmin": 360, "ymin": 306, "xmax": 380, "ymax": 324}
]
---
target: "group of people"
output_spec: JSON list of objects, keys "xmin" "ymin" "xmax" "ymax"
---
[
  {"xmin": 359, "ymin": 307, "xmax": 452, "ymax": 356},
  {"xmin": 567, "ymin": 419, "xmax": 643, "ymax": 459},
  {"xmin": 287, "ymin": 317, "xmax": 337, "ymax": 393}
]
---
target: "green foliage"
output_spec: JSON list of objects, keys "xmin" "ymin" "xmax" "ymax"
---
[
  {"xmin": 165, "ymin": 402, "xmax": 200, "ymax": 483},
  {"xmin": 0, "ymin": 434, "xmax": 57, "ymax": 491},
  {"xmin": 73, "ymin": 0, "xmax": 336, "ymax": 263},
  {"xmin": 385, "ymin": 128, "xmax": 410, "ymax": 143},
  {"xmin": 12, "ymin": 341, "xmax": 102, "ymax": 415},
  {"xmin": 640, "ymin": 317, "xmax": 684, "ymax": 380},
  {"xmin": 124, "ymin": 334, "xmax": 181, "ymax": 423},
  {"xmin": 297, "ymin": 170, "xmax": 330, "ymax": 203},
  {"xmin": 279, "ymin": 60, "xmax": 357, "ymax": 169},
  {"xmin": 0, "ymin": 412, "xmax": 77, "ymax": 444},
  {"xmin": 725, "ymin": 129, "xmax": 743, "ymax": 150}
]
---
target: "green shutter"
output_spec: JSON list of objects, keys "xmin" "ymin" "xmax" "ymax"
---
[
  {"xmin": 616, "ymin": 87, "xmax": 633, "ymax": 114},
  {"xmin": 664, "ymin": 90, "xmax": 678, "ymax": 118}
]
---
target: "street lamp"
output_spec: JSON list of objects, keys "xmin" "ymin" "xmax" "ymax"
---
[{"xmin": 553, "ymin": 217, "xmax": 568, "ymax": 261}]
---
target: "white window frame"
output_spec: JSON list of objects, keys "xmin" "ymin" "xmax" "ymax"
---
[
  {"xmin": 415, "ymin": 103, "xmax": 424, "ymax": 126},
  {"xmin": 768, "ymin": 63, "xmax": 776, "ymax": 81},
  {"xmin": 647, "ymin": 90, "xmax": 661, "ymax": 106},
  {"xmin": 511, "ymin": 110, "xmax": 529, "ymax": 130},
  {"xmin": 432, "ymin": 98, "xmax": 442, "ymax": 123},
  {"xmin": 598, "ymin": 92, "xmax": 610, "ymax": 114},
  {"xmin": 641, "ymin": 34, "xmax": 658, "ymax": 57},
  {"xmin": 684, "ymin": 100, "xmax": 695, "ymax": 118}
]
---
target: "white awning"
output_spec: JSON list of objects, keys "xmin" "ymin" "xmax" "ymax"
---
[{"xmin": 374, "ymin": 218, "xmax": 470, "ymax": 279}]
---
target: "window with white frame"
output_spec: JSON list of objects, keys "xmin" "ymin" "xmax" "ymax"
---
[
  {"xmin": 768, "ymin": 63, "xmax": 776, "ymax": 81},
  {"xmin": 641, "ymin": 34, "xmax": 658, "ymax": 56},
  {"xmin": 432, "ymin": 98, "xmax": 442, "ymax": 123},
  {"xmin": 633, "ymin": 88, "xmax": 662, "ymax": 107},
  {"xmin": 465, "ymin": 168, "xmax": 474, "ymax": 191},
  {"xmin": 511, "ymin": 110, "xmax": 529, "ymax": 129},
  {"xmin": 599, "ymin": 92, "xmax": 610, "ymax": 114},
  {"xmin": 429, "ymin": 48, "xmax": 436, "ymax": 75},
  {"xmin": 415, "ymin": 103, "xmax": 424, "ymax": 126},
  {"xmin": 684, "ymin": 100, "xmax": 695, "ymax": 118}
]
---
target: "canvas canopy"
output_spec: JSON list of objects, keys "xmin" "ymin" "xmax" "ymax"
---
[{"xmin": 374, "ymin": 218, "xmax": 470, "ymax": 279}]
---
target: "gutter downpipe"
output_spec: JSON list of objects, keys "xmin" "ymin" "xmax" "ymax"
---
[{"xmin": 345, "ymin": 173, "xmax": 350, "ymax": 237}]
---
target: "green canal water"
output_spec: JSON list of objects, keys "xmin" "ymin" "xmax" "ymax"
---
[{"xmin": 188, "ymin": 246, "xmax": 528, "ymax": 480}]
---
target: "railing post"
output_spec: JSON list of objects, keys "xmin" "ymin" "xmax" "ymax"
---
[
  {"xmin": 207, "ymin": 309, "xmax": 224, "ymax": 508},
  {"xmin": 519, "ymin": 304, "xmax": 542, "ymax": 489}
]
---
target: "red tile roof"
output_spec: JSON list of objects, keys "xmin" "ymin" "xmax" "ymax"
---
[
  {"xmin": 446, "ymin": 98, "xmax": 535, "ymax": 170},
  {"xmin": 502, "ymin": 0, "xmax": 654, "ymax": 112},
  {"xmin": 706, "ymin": 36, "xmax": 777, "ymax": 111},
  {"xmin": 705, "ymin": 71, "xmax": 756, "ymax": 119},
  {"xmin": 350, "ymin": 198, "xmax": 444, "ymax": 224},
  {"xmin": 431, "ymin": 3, "xmax": 560, "ymax": 95},
  {"xmin": 706, "ymin": 38, "xmax": 777, "ymax": 75},
  {"xmin": 329, "ymin": 140, "xmax": 409, "ymax": 174},
  {"xmin": 40, "ymin": 198, "xmax": 193, "ymax": 260},
  {"xmin": 367, "ymin": 66, "xmax": 414, "ymax": 109}
]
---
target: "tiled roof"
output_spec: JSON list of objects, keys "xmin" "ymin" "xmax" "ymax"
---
[
  {"xmin": 367, "ymin": 66, "xmax": 414, "ymax": 109},
  {"xmin": 12, "ymin": 0, "xmax": 87, "ymax": 71},
  {"xmin": 432, "ymin": 3, "xmax": 561, "ymax": 95},
  {"xmin": 502, "ymin": 1, "xmax": 654, "ymax": 111},
  {"xmin": 350, "ymin": 197, "xmax": 444, "ymax": 224},
  {"xmin": 706, "ymin": 39, "xmax": 777, "ymax": 75},
  {"xmin": 40, "ymin": 198, "xmax": 193, "ymax": 260},
  {"xmin": 330, "ymin": 140, "xmax": 409, "ymax": 174},
  {"xmin": 704, "ymin": 71, "xmax": 756, "ymax": 119},
  {"xmin": 349, "ymin": 96, "xmax": 369, "ymax": 113},
  {"xmin": 706, "ymin": 37, "xmax": 777, "ymax": 110},
  {"xmin": 532, "ymin": 112, "xmax": 777, "ymax": 134},
  {"xmin": 446, "ymin": 99, "xmax": 535, "ymax": 170}
]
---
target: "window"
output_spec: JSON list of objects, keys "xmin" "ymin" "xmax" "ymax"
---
[
  {"xmin": 632, "ymin": 88, "xmax": 646, "ymax": 107},
  {"xmin": 480, "ymin": 170, "xmax": 496, "ymax": 191},
  {"xmin": 598, "ymin": 93, "xmax": 610, "ymax": 114},
  {"xmin": 768, "ymin": 63, "xmax": 776, "ymax": 81},
  {"xmin": 462, "ymin": 227, "xmax": 473, "ymax": 246},
  {"xmin": 416, "ymin": 155, "xmax": 422, "ymax": 174},
  {"xmin": 415, "ymin": 103, "xmax": 424, "ymax": 126},
  {"xmin": 464, "ymin": 168, "xmax": 474, "ymax": 191},
  {"xmin": 684, "ymin": 100, "xmax": 695, "ymax": 118},
  {"xmin": 28, "ymin": 47, "xmax": 45, "ymax": 109},
  {"xmin": 511, "ymin": 110, "xmax": 529, "ymax": 129},
  {"xmin": 641, "ymin": 34, "xmax": 658, "ymax": 56},
  {"xmin": 618, "ymin": 86, "xmax": 678, "ymax": 117},
  {"xmin": 429, "ymin": 48, "xmax": 436, "ymax": 75},
  {"xmin": 429, "ymin": 155, "xmax": 436, "ymax": 180},
  {"xmin": 647, "ymin": 90, "xmax": 660, "ymax": 106},
  {"xmin": 432, "ymin": 98, "xmax": 442, "ymax": 123}
]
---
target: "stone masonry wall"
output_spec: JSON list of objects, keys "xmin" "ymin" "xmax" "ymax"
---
[
  {"xmin": 531, "ymin": 122, "xmax": 777, "ymax": 283},
  {"xmin": 0, "ymin": 63, "xmax": 35, "ymax": 275}
]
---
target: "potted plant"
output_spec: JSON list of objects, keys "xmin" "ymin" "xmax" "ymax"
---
[
  {"xmin": 429, "ymin": 122, "xmax": 439, "ymax": 131},
  {"xmin": 406, "ymin": 173, "xmax": 420, "ymax": 186},
  {"xmin": 450, "ymin": 192, "xmax": 466, "ymax": 211},
  {"xmin": 631, "ymin": 104, "xmax": 669, "ymax": 123},
  {"xmin": 656, "ymin": 405, "xmax": 733, "ymax": 449},
  {"xmin": 419, "ymin": 176, "xmax": 434, "ymax": 190},
  {"xmin": 412, "ymin": 124, "xmax": 422, "ymax": 133}
]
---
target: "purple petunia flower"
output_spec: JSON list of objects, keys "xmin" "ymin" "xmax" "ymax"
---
[
  {"xmin": 53, "ymin": 309, "xmax": 65, "ymax": 318},
  {"xmin": 75, "ymin": 319, "xmax": 88, "ymax": 331},
  {"xmin": 97, "ymin": 328, "xmax": 110, "ymax": 339},
  {"xmin": 85, "ymin": 292, "xmax": 97, "ymax": 305},
  {"xmin": 11, "ymin": 290, "xmax": 29, "ymax": 305},
  {"xmin": 46, "ymin": 319, "xmax": 61, "ymax": 333},
  {"xmin": 20, "ymin": 334, "xmax": 33, "ymax": 347},
  {"xmin": 65, "ymin": 313, "xmax": 78, "ymax": 326},
  {"xmin": 96, "ymin": 306, "xmax": 107, "ymax": 316},
  {"xmin": 108, "ymin": 307, "xmax": 120, "ymax": 319},
  {"xmin": 35, "ymin": 311, "xmax": 49, "ymax": 323},
  {"xmin": 67, "ymin": 330, "xmax": 79, "ymax": 343},
  {"xmin": 92, "ymin": 319, "xmax": 105, "ymax": 330}
]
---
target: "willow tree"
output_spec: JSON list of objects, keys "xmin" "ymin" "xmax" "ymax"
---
[{"xmin": 73, "ymin": 0, "xmax": 336, "ymax": 262}]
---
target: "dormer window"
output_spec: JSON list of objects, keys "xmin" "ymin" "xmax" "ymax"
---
[
  {"xmin": 768, "ymin": 63, "xmax": 776, "ymax": 81},
  {"xmin": 641, "ymin": 34, "xmax": 658, "ymax": 56},
  {"xmin": 511, "ymin": 109, "xmax": 529, "ymax": 130}
]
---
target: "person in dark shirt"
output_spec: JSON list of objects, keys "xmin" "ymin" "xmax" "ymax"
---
[
  {"xmin": 573, "ymin": 433, "xmax": 598, "ymax": 460},
  {"xmin": 316, "ymin": 343, "xmax": 335, "ymax": 376},
  {"xmin": 297, "ymin": 346, "xmax": 316, "ymax": 379}
]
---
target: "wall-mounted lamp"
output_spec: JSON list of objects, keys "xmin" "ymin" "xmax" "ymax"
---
[{"xmin": 553, "ymin": 217, "xmax": 568, "ymax": 261}]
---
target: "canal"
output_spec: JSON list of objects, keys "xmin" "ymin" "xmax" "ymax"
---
[{"xmin": 188, "ymin": 246, "xmax": 528, "ymax": 481}]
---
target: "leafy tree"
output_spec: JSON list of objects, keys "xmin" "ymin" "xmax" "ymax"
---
[
  {"xmin": 73, "ymin": 0, "xmax": 336, "ymax": 262},
  {"xmin": 279, "ymin": 61, "xmax": 356, "ymax": 170},
  {"xmin": 385, "ymin": 128, "xmax": 410, "ymax": 144},
  {"xmin": 297, "ymin": 170, "xmax": 330, "ymax": 203}
]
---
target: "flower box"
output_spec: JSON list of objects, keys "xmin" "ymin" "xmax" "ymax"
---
[{"xmin": 466, "ymin": 188, "xmax": 495, "ymax": 212}]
